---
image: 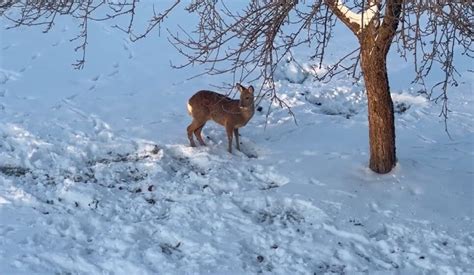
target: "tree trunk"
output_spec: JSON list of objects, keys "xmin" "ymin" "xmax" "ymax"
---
[
  {"xmin": 360, "ymin": 46, "xmax": 396, "ymax": 174},
  {"xmin": 325, "ymin": 0, "xmax": 402, "ymax": 174}
]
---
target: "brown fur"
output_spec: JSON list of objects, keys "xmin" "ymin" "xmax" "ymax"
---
[{"xmin": 186, "ymin": 83, "xmax": 255, "ymax": 153}]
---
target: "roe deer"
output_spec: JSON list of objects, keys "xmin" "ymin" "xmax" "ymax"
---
[{"xmin": 187, "ymin": 83, "xmax": 255, "ymax": 153}]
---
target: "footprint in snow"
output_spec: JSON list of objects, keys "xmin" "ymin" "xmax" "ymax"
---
[
  {"xmin": 309, "ymin": 177, "xmax": 326, "ymax": 186},
  {"xmin": 107, "ymin": 70, "xmax": 119, "ymax": 77},
  {"xmin": 66, "ymin": 94, "xmax": 78, "ymax": 101},
  {"xmin": 314, "ymin": 262, "xmax": 346, "ymax": 274},
  {"xmin": 0, "ymin": 225, "xmax": 15, "ymax": 236},
  {"xmin": 0, "ymin": 73, "xmax": 10, "ymax": 85},
  {"xmin": 87, "ymin": 75, "xmax": 102, "ymax": 91},
  {"xmin": 122, "ymin": 42, "xmax": 134, "ymax": 59},
  {"xmin": 2, "ymin": 44, "xmax": 13, "ymax": 51},
  {"xmin": 238, "ymin": 142, "xmax": 259, "ymax": 159},
  {"xmin": 369, "ymin": 202, "xmax": 393, "ymax": 217},
  {"xmin": 108, "ymin": 64, "xmax": 120, "ymax": 77},
  {"xmin": 328, "ymin": 189, "xmax": 357, "ymax": 198},
  {"xmin": 205, "ymin": 133, "xmax": 259, "ymax": 159}
]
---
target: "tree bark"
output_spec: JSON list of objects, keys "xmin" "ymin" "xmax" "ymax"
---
[{"xmin": 360, "ymin": 45, "xmax": 396, "ymax": 173}]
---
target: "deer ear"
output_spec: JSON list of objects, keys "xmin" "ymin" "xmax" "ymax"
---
[
  {"xmin": 248, "ymin": 85, "xmax": 254, "ymax": 94},
  {"xmin": 236, "ymin": 83, "xmax": 244, "ymax": 92}
]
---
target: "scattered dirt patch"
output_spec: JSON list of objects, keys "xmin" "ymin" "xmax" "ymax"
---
[{"xmin": 0, "ymin": 165, "xmax": 30, "ymax": 177}]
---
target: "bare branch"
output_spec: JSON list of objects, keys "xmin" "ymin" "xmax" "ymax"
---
[{"xmin": 1, "ymin": 0, "xmax": 471, "ymax": 128}]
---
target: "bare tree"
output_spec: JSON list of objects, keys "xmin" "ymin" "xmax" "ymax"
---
[{"xmin": 1, "ymin": 0, "xmax": 472, "ymax": 173}]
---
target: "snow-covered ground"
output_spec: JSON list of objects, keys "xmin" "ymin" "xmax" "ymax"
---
[{"xmin": 1, "ymin": 4, "xmax": 473, "ymax": 275}]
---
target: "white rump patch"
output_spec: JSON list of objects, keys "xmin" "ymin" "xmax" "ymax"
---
[{"xmin": 187, "ymin": 102, "xmax": 193, "ymax": 115}]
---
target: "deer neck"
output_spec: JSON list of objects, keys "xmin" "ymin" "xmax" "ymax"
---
[
  {"xmin": 239, "ymin": 103, "xmax": 254, "ymax": 122},
  {"xmin": 221, "ymin": 100, "xmax": 254, "ymax": 123}
]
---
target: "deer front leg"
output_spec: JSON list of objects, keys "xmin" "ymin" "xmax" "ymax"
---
[
  {"xmin": 225, "ymin": 124, "xmax": 234, "ymax": 153},
  {"xmin": 234, "ymin": 128, "xmax": 240, "ymax": 151}
]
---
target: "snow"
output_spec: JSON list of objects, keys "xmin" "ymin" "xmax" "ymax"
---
[
  {"xmin": 1, "ymin": 2, "xmax": 473, "ymax": 274},
  {"xmin": 335, "ymin": 0, "xmax": 378, "ymax": 32}
]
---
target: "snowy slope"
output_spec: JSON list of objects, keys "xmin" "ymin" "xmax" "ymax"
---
[{"xmin": 1, "ymin": 4, "xmax": 473, "ymax": 275}]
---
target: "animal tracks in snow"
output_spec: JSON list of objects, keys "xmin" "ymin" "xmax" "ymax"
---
[{"xmin": 0, "ymin": 105, "xmax": 336, "ymax": 273}]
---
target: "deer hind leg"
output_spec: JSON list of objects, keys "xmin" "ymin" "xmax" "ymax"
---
[
  {"xmin": 187, "ymin": 120, "xmax": 202, "ymax": 147},
  {"xmin": 225, "ymin": 125, "xmax": 234, "ymax": 153},
  {"xmin": 234, "ymin": 128, "xmax": 240, "ymax": 151},
  {"xmin": 194, "ymin": 123, "xmax": 206, "ymax": 146}
]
